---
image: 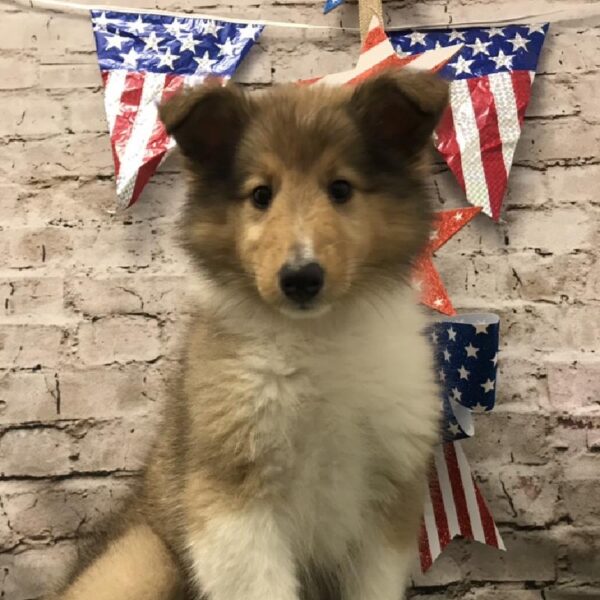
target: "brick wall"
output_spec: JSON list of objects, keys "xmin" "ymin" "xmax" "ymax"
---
[{"xmin": 1, "ymin": 0, "xmax": 599, "ymax": 598}]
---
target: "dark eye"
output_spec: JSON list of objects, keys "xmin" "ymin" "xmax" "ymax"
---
[
  {"xmin": 251, "ymin": 186, "xmax": 273, "ymax": 210},
  {"xmin": 328, "ymin": 180, "xmax": 353, "ymax": 204}
]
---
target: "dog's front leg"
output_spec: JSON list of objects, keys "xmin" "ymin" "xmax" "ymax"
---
[
  {"xmin": 188, "ymin": 504, "xmax": 299, "ymax": 600},
  {"xmin": 342, "ymin": 529, "xmax": 415, "ymax": 600}
]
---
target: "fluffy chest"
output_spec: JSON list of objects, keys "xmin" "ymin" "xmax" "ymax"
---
[{"xmin": 230, "ymin": 312, "xmax": 438, "ymax": 560}]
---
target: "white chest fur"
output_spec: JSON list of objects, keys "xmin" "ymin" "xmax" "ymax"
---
[{"xmin": 225, "ymin": 296, "xmax": 439, "ymax": 564}]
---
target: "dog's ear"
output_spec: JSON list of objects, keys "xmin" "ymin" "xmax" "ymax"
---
[
  {"xmin": 348, "ymin": 69, "xmax": 449, "ymax": 164},
  {"xmin": 159, "ymin": 79, "xmax": 251, "ymax": 176}
]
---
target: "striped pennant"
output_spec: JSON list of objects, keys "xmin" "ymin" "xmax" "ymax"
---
[
  {"xmin": 91, "ymin": 10, "xmax": 264, "ymax": 208},
  {"xmin": 389, "ymin": 24, "xmax": 549, "ymax": 220}
]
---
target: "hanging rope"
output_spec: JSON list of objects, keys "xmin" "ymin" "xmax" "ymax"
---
[{"xmin": 10, "ymin": 0, "xmax": 600, "ymax": 31}]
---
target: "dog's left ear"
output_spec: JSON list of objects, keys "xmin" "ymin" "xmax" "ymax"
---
[{"xmin": 348, "ymin": 69, "xmax": 449, "ymax": 163}]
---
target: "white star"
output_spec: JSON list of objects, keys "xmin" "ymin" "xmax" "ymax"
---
[
  {"xmin": 407, "ymin": 31, "xmax": 427, "ymax": 47},
  {"xmin": 491, "ymin": 49, "xmax": 514, "ymax": 70},
  {"xmin": 202, "ymin": 20, "xmax": 223, "ymax": 37},
  {"xmin": 129, "ymin": 15, "xmax": 147, "ymax": 36},
  {"xmin": 429, "ymin": 229, "xmax": 439, "ymax": 241},
  {"xmin": 453, "ymin": 55, "xmax": 475, "ymax": 75},
  {"xmin": 465, "ymin": 343, "xmax": 479, "ymax": 358},
  {"xmin": 93, "ymin": 12, "xmax": 111, "ymax": 31},
  {"xmin": 527, "ymin": 24, "xmax": 547, "ymax": 35},
  {"xmin": 472, "ymin": 402, "xmax": 488, "ymax": 412},
  {"xmin": 431, "ymin": 331, "xmax": 439, "ymax": 344},
  {"xmin": 193, "ymin": 51, "xmax": 218, "ymax": 73},
  {"xmin": 481, "ymin": 378, "xmax": 495, "ymax": 393},
  {"xmin": 144, "ymin": 31, "xmax": 162, "ymax": 52},
  {"xmin": 448, "ymin": 422, "xmax": 462, "ymax": 436},
  {"xmin": 179, "ymin": 33, "xmax": 199, "ymax": 53},
  {"xmin": 433, "ymin": 297, "xmax": 445, "ymax": 308},
  {"xmin": 447, "ymin": 29, "xmax": 466, "ymax": 42},
  {"xmin": 448, "ymin": 327, "xmax": 457, "ymax": 341},
  {"xmin": 491, "ymin": 352, "xmax": 499, "ymax": 366},
  {"xmin": 508, "ymin": 32, "xmax": 530, "ymax": 51},
  {"xmin": 439, "ymin": 369, "xmax": 446, "ymax": 382},
  {"xmin": 157, "ymin": 48, "xmax": 179, "ymax": 69},
  {"xmin": 453, "ymin": 211, "xmax": 464, "ymax": 221},
  {"xmin": 238, "ymin": 24, "xmax": 262, "ymax": 42},
  {"xmin": 467, "ymin": 37, "xmax": 492, "ymax": 56},
  {"xmin": 487, "ymin": 26, "xmax": 505, "ymax": 38},
  {"xmin": 217, "ymin": 37, "xmax": 240, "ymax": 57},
  {"xmin": 105, "ymin": 33, "xmax": 125, "ymax": 51},
  {"xmin": 413, "ymin": 278, "xmax": 423, "ymax": 292},
  {"xmin": 121, "ymin": 47, "xmax": 141, "ymax": 68},
  {"xmin": 451, "ymin": 387, "xmax": 462, "ymax": 401},
  {"xmin": 164, "ymin": 19, "xmax": 185, "ymax": 37},
  {"xmin": 443, "ymin": 349, "xmax": 451, "ymax": 362},
  {"xmin": 458, "ymin": 365, "xmax": 470, "ymax": 380},
  {"xmin": 474, "ymin": 323, "xmax": 489, "ymax": 335}
]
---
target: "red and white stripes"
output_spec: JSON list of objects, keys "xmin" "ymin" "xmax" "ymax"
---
[
  {"xmin": 102, "ymin": 69, "xmax": 187, "ymax": 207},
  {"xmin": 420, "ymin": 441, "xmax": 505, "ymax": 571},
  {"xmin": 435, "ymin": 69, "xmax": 534, "ymax": 220}
]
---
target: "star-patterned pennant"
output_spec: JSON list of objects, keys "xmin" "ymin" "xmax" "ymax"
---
[
  {"xmin": 389, "ymin": 24, "xmax": 549, "ymax": 220},
  {"xmin": 413, "ymin": 207, "xmax": 481, "ymax": 315},
  {"xmin": 323, "ymin": 0, "xmax": 344, "ymax": 14},
  {"xmin": 90, "ymin": 10, "xmax": 264, "ymax": 208}
]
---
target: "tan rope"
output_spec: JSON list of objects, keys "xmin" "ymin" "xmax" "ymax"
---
[
  {"xmin": 10, "ymin": 0, "xmax": 600, "ymax": 31},
  {"xmin": 358, "ymin": 0, "xmax": 383, "ymax": 42}
]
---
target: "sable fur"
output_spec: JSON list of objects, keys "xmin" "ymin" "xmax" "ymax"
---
[{"xmin": 51, "ymin": 68, "xmax": 448, "ymax": 600}]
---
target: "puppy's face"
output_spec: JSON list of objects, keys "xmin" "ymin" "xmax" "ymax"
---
[{"xmin": 160, "ymin": 71, "xmax": 448, "ymax": 318}]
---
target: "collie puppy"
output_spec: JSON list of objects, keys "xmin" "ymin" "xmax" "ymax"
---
[{"xmin": 54, "ymin": 68, "xmax": 448, "ymax": 600}]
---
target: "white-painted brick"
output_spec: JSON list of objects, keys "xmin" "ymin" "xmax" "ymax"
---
[
  {"xmin": 1, "ymin": 1, "xmax": 600, "ymax": 596},
  {"xmin": 77, "ymin": 315, "xmax": 162, "ymax": 365}
]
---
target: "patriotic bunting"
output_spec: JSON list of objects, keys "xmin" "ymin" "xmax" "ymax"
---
[
  {"xmin": 389, "ymin": 24, "xmax": 549, "ymax": 220},
  {"xmin": 90, "ymin": 10, "xmax": 264, "ymax": 208},
  {"xmin": 420, "ymin": 314, "xmax": 504, "ymax": 571},
  {"xmin": 323, "ymin": 0, "xmax": 344, "ymax": 14}
]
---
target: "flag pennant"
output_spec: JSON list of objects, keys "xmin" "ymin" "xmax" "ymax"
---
[
  {"xmin": 389, "ymin": 24, "xmax": 549, "ymax": 220},
  {"xmin": 90, "ymin": 10, "xmax": 264, "ymax": 208},
  {"xmin": 420, "ymin": 314, "xmax": 504, "ymax": 571},
  {"xmin": 323, "ymin": 0, "xmax": 344, "ymax": 14}
]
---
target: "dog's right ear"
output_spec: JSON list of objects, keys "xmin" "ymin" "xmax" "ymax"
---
[{"xmin": 159, "ymin": 80, "xmax": 251, "ymax": 176}]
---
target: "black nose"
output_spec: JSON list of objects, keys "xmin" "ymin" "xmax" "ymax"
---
[{"xmin": 279, "ymin": 262, "xmax": 325, "ymax": 304}]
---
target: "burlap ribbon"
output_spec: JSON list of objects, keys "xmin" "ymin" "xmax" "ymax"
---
[{"xmin": 358, "ymin": 0, "xmax": 383, "ymax": 41}]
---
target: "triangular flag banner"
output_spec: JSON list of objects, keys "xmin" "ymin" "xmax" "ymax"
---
[
  {"xmin": 323, "ymin": 0, "xmax": 344, "ymax": 14},
  {"xmin": 90, "ymin": 10, "xmax": 264, "ymax": 208},
  {"xmin": 389, "ymin": 24, "xmax": 549, "ymax": 220},
  {"xmin": 413, "ymin": 207, "xmax": 481, "ymax": 315},
  {"xmin": 420, "ymin": 314, "xmax": 504, "ymax": 571}
]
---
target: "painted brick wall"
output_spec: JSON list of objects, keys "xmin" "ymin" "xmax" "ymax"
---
[{"xmin": 1, "ymin": 0, "xmax": 599, "ymax": 598}]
